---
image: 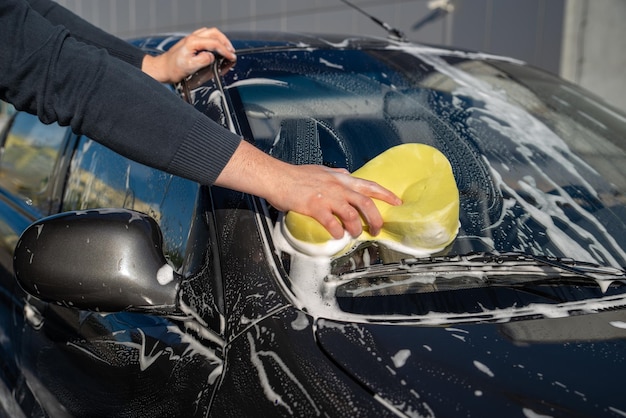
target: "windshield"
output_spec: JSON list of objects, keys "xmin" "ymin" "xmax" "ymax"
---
[{"xmin": 219, "ymin": 45, "xmax": 626, "ymax": 320}]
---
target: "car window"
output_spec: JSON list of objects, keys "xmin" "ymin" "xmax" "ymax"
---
[
  {"xmin": 62, "ymin": 136, "xmax": 199, "ymax": 271},
  {"xmin": 0, "ymin": 111, "xmax": 68, "ymax": 216},
  {"xmin": 0, "ymin": 100, "xmax": 15, "ymax": 135}
]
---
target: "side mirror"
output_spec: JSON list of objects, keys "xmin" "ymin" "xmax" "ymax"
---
[{"xmin": 13, "ymin": 209, "xmax": 181, "ymax": 314}]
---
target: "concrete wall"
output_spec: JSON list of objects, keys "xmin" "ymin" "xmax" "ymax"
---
[
  {"xmin": 450, "ymin": 0, "xmax": 565, "ymax": 75},
  {"xmin": 52, "ymin": 0, "xmax": 624, "ymax": 112},
  {"xmin": 560, "ymin": 0, "xmax": 626, "ymax": 112},
  {"xmin": 54, "ymin": 0, "xmax": 563, "ymax": 72}
]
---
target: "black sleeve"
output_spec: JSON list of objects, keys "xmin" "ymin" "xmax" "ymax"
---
[
  {"xmin": 26, "ymin": 0, "xmax": 145, "ymax": 69},
  {"xmin": 0, "ymin": 0, "xmax": 242, "ymax": 185}
]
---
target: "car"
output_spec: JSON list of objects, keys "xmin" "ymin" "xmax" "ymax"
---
[{"xmin": 2, "ymin": 30, "xmax": 626, "ymax": 417}]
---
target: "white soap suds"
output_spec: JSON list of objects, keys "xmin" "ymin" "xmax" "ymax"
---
[
  {"xmin": 156, "ymin": 264, "xmax": 174, "ymax": 285},
  {"xmin": 473, "ymin": 360, "xmax": 494, "ymax": 378},
  {"xmin": 391, "ymin": 349, "xmax": 411, "ymax": 368}
]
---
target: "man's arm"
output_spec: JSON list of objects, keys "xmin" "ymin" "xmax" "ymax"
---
[
  {"xmin": 1, "ymin": 0, "xmax": 240, "ymax": 185},
  {"xmin": 26, "ymin": 0, "xmax": 147, "ymax": 68},
  {"xmin": 26, "ymin": 0, "xmax": 237, "ymax": 83},
  {"xmin": 1, "ymin": 0, "xmax": 399, "ymax": 238}
]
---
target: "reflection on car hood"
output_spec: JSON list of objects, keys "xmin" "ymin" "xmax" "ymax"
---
[{"xmin": 315, "ymin": 313, "xmax": 626, "ymax": 417}]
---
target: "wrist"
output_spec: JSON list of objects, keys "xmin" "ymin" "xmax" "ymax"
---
[
  {"xmin": 216, "ymin": 141, "xmax": 289, "ymax": 205},
  {"xmin": 141, "ymin": 54, "xmax": 174, "ymax": 83}
]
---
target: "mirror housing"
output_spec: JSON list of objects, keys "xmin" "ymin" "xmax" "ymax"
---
[{"xmin": 14, "ymin": 209, "xmax": 181, "ymax": 313}]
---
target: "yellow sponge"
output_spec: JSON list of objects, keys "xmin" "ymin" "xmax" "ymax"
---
[{"xmin": 283, "ymin": 143, "xmax": 460, "ymax": 256}]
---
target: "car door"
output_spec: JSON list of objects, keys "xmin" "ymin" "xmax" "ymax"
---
[
  {"xmin": 3, "ymin": 49, "xmax": 243, "ymax": 416},
  {"xmin": 9, "ymin": 125, "xmax": 229, "ymax": 417},
  {"xmin": 0, "ymin": 108, "xmax": 72, "ymax": 416}
]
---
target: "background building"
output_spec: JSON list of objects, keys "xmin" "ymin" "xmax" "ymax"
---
[{"xmin": 55, "ymin": 0, "xmax": 626, "ymax": 112}]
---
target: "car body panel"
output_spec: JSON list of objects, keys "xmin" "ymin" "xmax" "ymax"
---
[
  {"xmin": 213, "ymin": 306, "xmax": 397, "ymax": 417},
  {"xmin": 316, "ymin": 315, "xmax": 626, "ymax": 417}
]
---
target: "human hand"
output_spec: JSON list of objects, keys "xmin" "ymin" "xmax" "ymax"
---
[
  {"xmin": 216, "ymin": 141, "xmax": 402, "ymax": 239},
  {"xmin": 142, "ymin": 27, "xmax": 236, "ymax": 84},
  {"xmin": 278, "ymin": 164, "xmax": 403, "ymax": 239}
]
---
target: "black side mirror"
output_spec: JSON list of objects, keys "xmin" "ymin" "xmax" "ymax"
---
[{"xmin": 13, "ymin": 209, "xmax": 181, "ymax": 314}]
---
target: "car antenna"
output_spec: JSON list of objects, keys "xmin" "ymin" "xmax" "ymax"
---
[{"xmin": 338, "ymin": 0, "xmax": 406, "ymax": 42}]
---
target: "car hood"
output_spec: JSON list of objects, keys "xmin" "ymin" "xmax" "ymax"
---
[{"xmin": 315, "ymin": 310, "xmax": 626, "ymax": 417}]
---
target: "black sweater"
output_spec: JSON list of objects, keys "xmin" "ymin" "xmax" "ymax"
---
[{"xmin": 0, "ymin": 0, "xmax": 242, "ymax": 185}]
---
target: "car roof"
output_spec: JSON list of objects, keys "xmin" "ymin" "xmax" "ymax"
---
[
  {"xmin": 132, "ymin": 30, "xmax": 523, "ymax": 65},
  {"xmin": 133, "ymin": 30, "xmax": 395, "ymax": 52},
  {"xmin": 226, "ymin": 30, "xmax": 399, "ymax": 51}
]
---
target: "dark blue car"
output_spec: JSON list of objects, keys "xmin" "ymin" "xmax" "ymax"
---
[{"xmin": 2, "ymin": 31, "xmax": 626, "ymax": 417}]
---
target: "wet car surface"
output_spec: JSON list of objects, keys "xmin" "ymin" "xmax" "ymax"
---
[{"xmin": 1, "ymin": 31, "xmax": 626, "ymax": 417}]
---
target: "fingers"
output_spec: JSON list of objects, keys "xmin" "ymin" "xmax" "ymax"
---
[
  {"xmin": 310, "ymin": 197, "xmax": 347, "ymax": 239},
  {"xmin": 344, "ymin": 188, "xmax": 384, "ymax": 236},
  {"xmin": 150, "ymin": 27, "xmax": 236, "ymax": 83},
  {"xmin": 332, "ymin": 173, "xmax": 402, "ymax": 236},
  {"xmin": 296, "ymin": 168, "xmax": 401, "ymax": 239},
  {"xmin": 187, "ymin": 27, "xmax": 236, "ymax": 62},
  {"xmin": 328, "ymin": 167, "xmax": 402, "ymax": 206},
  {"xmin": 348, "ymin": 175, "xmax": 403, "ymax": 207}
]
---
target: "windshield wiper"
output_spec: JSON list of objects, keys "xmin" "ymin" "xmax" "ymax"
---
[{"xmin": 329, "ymin": 252, "xmax": 626, "ymax": 297}]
